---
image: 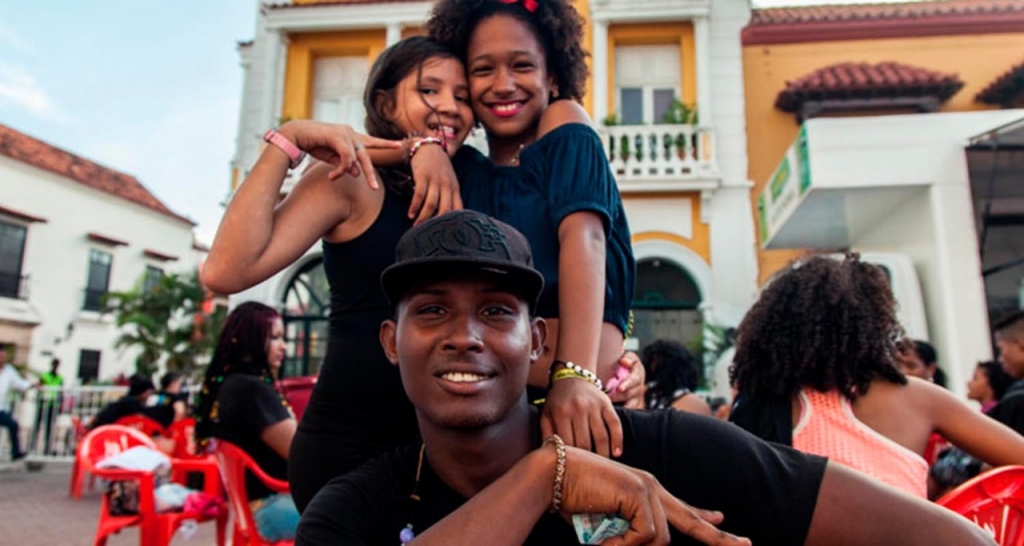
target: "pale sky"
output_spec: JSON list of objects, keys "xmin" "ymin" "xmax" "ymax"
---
[{"xmin": 0, "ymin": 0, "xmax": 916, "ymax": 244}]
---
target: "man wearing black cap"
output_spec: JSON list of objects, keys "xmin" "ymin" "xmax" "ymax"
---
[
  {"xmin": 89, "ymin": 374, "xmax": 156, "ymax": 429},
  {"xmin": 297, "ymin": 211, "xmax": 991, "ymax": 545}
]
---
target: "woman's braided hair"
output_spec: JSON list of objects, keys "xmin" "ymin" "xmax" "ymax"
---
[
  {"xmin": 426, "ymin": 0, "xmax": 590, "ymax": 101},
  {"xmin": 730, "ymin": 253, "xmax": 908, "ymax": 400},
  {"xmin": 194, "ymin": 301, "xmax": 291, "ymax": 450}
]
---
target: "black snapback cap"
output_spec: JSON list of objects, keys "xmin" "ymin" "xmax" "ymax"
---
[{"xmin": 381, "ymin": 210, "xmax": 544, "ymax": 311}]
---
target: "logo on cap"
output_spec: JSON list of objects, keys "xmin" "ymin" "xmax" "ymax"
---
[{"xmin": 412, "ymin": 216, "xmax": 511, "ymax": 259}]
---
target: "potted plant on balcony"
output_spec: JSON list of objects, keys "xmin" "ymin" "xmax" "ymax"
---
[
  {"xmin": 601, "ymin": 112, "xmax": 632, "ymax": 164},
  {"xmin": 661, "ymin": 100, "xmax": 698, "ymax": 160}
]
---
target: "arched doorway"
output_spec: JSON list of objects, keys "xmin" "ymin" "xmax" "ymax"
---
[
  {"xmin": 631, "ymin": 257, "xmax": 703, "ymax": 360},
  {"xmin": 280, "ymin": 257, "xmax": 330, "ymax": 377}
]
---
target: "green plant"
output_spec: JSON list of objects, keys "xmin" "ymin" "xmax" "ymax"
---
[
  {"xmin": 601, "ymin": 112, "xmax": 620, "ymax": 126},
  {"xmin": 661, "ymin": 99, "xmax": 698, "ymax": 125},
  {"xmin": 103, "ymin": 272, "xmax": 227, "ymax": 378}
]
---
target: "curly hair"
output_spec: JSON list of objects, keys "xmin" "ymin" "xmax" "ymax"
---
[
  {"xmin": 643, "ymin": 339, "xmax": 700, "ymax": 410},
  {"xmin": 730, "ymin": 253, "xmax": 907, "ymax": 400},
  {"xmin": 426, "ymin": 0, "xmax": 589, "ymax": 101}
]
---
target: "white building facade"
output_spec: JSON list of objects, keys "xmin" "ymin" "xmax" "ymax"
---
[
  {"xmin": 0, "ymin": 124, "xmax": 202, "ymax": 384},
  {"xmin": 229, "ymin": 0, "xmax": 759, "ymax": 376}
]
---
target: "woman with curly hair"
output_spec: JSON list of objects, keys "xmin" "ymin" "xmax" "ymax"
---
[
  {"xmin": 643, "ymin": 339, "xmax": 711, "ymax": 415},
  {"xmin": 194, "ymin": 302, "xmax": 298, "ymax": 541},
  {"xmin": 729, "ymin": 253, "xmax": 1024, "ymax": 498},
  {"xmin": 422, "ymin": 0, "xmax": 640, "ymax": 462}
]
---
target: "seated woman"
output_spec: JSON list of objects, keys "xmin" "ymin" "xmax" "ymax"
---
[
  {"xmin": 730, "ymin": 253, "xmax": 1024, "ymax": 498},
  {"xmin": 968, "ymin": 360, "xmax": 1014, "ymax": 414},
  {"xmin": 90, "ymin": 374, "xmax": 155, "ymax": 429},
  {"xmin": 642, "ymin": 339, "xmax": 711, "ymax": 415},
  {"xmin": 195, "ymin": 302, "xmax": 297, "ymax": 542},
  {"xmin": 143, "ymin": 371, "xmax": 189, "ymax": 428}
]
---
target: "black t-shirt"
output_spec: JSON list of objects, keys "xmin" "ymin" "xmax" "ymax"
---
[
  {"xmin": 90, "ymin": 395, "xmax": 144, "ymax": 429},
  {"xmin": 989, "ymin": 389, "xmax": 1024, "ymax": 436},
  {"xmin": 212, "ymin": 374, "xmax": 293, "ymax": 501},
  {"xmin": 297, "ymin": 409, "xmax": 826, "ymax": 545},
  {"xmin": 142, "ymin": 391, "xmax": 188, "ymax": 428}
]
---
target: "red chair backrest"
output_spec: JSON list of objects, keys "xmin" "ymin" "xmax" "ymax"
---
[
  {"xmin": 167, "ymin": 418, "xmax": 199, "ymax": 459},
  {"xmin": 937, "ymin": 466, "xmax": 1024, "ymax": 546},
  {"xmin": 79, "ymin": 425, "xmax": 157, "ymax": 471},
  {"xmin": 214, "ymin": 440, "xmax": 290, "ymax": 542},
  {"xmin": 278, "ymin": 376, "xmax": 316, "ymax": 420},
  {"xmin": 115, "ymin": 414, "xmax": 167, "ymax": 437}
]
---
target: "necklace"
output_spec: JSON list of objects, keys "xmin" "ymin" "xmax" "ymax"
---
[
  {"xmin": 400, "ymin": 443, "xmax": 427, "ymax": 544},
  {"xmin": 508, "ymin": 143, "xmax": 526, "ymax": 166}
]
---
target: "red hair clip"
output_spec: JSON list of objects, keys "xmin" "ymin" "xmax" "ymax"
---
[{"xmin": 498, "ymin": 0, "xmax": 538, "ymax": 13}]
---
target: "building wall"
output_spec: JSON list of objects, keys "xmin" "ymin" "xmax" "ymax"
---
[
  {"xmin": 744, "ymin": 31, "xmax": 1024, "ymax": 283},
  {"xmin": 0, "ymin": 157, "xmax": 199, "ymax": 383}
]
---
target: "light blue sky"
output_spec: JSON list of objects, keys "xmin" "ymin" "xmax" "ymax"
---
[{"xmin": 0, "ymin": 0, "xmax": 911, "ymax": 244}]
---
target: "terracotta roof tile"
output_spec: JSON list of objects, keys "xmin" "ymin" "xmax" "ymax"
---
[
  {"xmin": 776, "ymin": 61, "xmax": 964, "ymax": 112},
  {"xmin": 751, "ymin": 0, "xmax": 1024, "ymax": 26},
  {"xmin": 977, "ymin": 61, "xmax": 1024, "ymax": 105},
  {"xmin": 0, "ymin": 124, "xmax": 194, "ymax": 225}
]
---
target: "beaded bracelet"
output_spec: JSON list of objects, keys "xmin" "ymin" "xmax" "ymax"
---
[
  {"xmin": 408, "ymin": 136, "xmax": 447, "ymax": 161},
  {"xmin": 550, "ymin": 368, "xmax": 593, "ymax": 386},
  {"xmin": 544, "ymin": 434, "xmax": 566, "ymax": 513},
  {"xmin": 551, "ymin": 360, "xmax": 604, "ymax": 392}
]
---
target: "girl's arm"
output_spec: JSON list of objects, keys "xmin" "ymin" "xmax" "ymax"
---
[
  {"xmin": 924, "ymin": 380, "xmax": 1024, "ymax": 466},
  {"xmin": 202, "ymin": 121, "xmax": 400, "ymax": 294},
  {"xmin": 540, "ymin": 212, "xmax": 624, "ymax": 458}
]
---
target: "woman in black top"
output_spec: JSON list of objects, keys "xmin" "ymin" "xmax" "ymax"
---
[{"xmin": 195, "ymin": 302, "xmax": 297, "ymax": 542}]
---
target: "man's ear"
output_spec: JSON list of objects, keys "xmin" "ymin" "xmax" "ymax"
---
[
  {"xmin": 529, "ymin": 317, "xmax": 547, "ymax": 363},
  {"xmin": 380, "ymin": 320, "xmax": 400, "ymax": 367}
]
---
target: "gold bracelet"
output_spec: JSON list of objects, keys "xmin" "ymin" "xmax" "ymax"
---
[
  {"xmin": 550, "ymin": 368, "xmax": 587, "ymax": 383},
  {"xmin": 544, "ymin": 434, "xmax": 566, "ymax": 513}
]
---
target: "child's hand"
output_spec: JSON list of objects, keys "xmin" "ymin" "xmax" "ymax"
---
[
  {"xmin": 609, "ymin": 352, "xmax": 646, "ymax": 409},
  {"xmin": 408, "ymin": 142, "xmax": 463, "ymax": 224},
  {"xmin": 541, "ymin": 378, "xmax": 623, "ymax": 458},
  {"xmin": 277, "ymin": 120, "xmax": 404, "ymax": 189}
]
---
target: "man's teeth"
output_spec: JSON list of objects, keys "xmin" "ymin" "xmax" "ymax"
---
[{"xmin": 441, "ymin": 372, "xmax": 487, "ymax": 383}]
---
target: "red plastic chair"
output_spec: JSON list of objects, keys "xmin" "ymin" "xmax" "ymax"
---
[
  {"xmin": 80, "ymin": 425, "xmax": 227, "ymax": 546},
  {"xmin": 167, "ymin": 418, "xmax": 199, "ymax": 459},
  {"xmin": 115, "ymin": 414, "xmax": 168, "ymax": 438},
  {"xmin": 214, "ymin": 440, "xmax": 294, "ymax": 546},
  {"xmin": 278, "ymin": 376, "xmax": 316, "ymax": 421},
  {"xmin": 937, "ymin": 465, "xmax": 1024, "ymax": 545},
  {"xmin": 69, "ymin": 416, "xmax": 94, "ymax": 498}
]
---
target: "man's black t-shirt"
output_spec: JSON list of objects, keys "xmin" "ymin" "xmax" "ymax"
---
[
  {"xmin": 212, "ymin": 374, "xmax": 293, "ymax": 501},
  {"xmin": 90, "ymin": 396, "xmax": 144, "ymax": 429},
  {"xmin": 989, "ymin": 388, "xmax": 1024, "ymax": 436},
  {"xmin": 297, "ymin": 409, "xmax": 827, "ymax": 545}
]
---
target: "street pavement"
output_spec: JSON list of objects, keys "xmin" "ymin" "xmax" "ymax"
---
[{"xmin": 0, "ymin": 461, "xmax": 221, "ymax": 545}]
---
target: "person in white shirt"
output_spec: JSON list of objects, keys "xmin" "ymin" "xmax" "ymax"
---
[{"xmin": 0, "ymin": 348, "xmax": 34, "ymax": 461}]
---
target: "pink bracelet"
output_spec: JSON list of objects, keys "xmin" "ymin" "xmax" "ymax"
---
[
  {"xmin": 408, "ymin": 136, "xmax": 447, "ymax": 161},
  {"xmin": 263, "ymin": 129, "xmax": 306, "ymax": 169}
]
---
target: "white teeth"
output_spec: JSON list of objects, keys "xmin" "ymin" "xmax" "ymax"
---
[
  {"xmin": 441, "ymin": 372, "xmax": 487, "ymax": 383},
  {"xmin": 495, "ymin": 103, "xmax": 519, "ymax": 113}
]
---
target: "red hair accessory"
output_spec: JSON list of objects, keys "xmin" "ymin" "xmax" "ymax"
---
[{"xmin": 498, "ymin": 0, "xmax": 538, "ymax": 13}]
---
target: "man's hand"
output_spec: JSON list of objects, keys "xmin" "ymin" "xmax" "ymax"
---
[
  {"xmin": 541, "ymin": 378, "xmax": 623, "ymax": 458},
  {"xmin": 408, "ymin": 142, "xmax": 463, "ymax": 224},
  {"xmin": 558, "ymin": 447, "xmax": 751, "ymax": 546}
]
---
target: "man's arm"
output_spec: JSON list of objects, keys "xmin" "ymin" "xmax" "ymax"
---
[{"xmin": 805, "ymin": 462, "xmax": 994, "ymax": 545}]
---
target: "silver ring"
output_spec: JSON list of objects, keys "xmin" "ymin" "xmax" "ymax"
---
[{"xmin": 354, "ymin": 142, "xmax": 365, "ymax": 151}]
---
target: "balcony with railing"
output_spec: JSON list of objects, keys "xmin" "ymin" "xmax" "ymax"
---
[{"xmin": 598, "ymin": 124, "xmax": 718, "ymax": 192}]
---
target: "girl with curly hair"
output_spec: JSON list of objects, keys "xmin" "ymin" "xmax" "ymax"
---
[
  {"xmin": 194, "ymin": 302, "xmax": 298, "ymax": 541},
  {"xmin": 729, "ymin": 254, "xmax": 1024, "ymax": 498},
  {"xmin": 422, "ymin": 0, "xmax": 640, "ymax": 463}
]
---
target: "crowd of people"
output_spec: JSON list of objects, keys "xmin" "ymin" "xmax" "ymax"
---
[{"xmin": 0, "ymin": 0, "xmax": 1016, "ymax": 544}]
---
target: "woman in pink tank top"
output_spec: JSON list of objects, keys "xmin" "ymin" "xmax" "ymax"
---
[{"xmin": 729, "ymin": 254, "xmax": 1024, "ymax": 499}]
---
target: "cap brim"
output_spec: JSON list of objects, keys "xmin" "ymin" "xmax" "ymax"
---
[{"xmin": 381, "ymin": 257, "xmax": 544, "ymax": 312}]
